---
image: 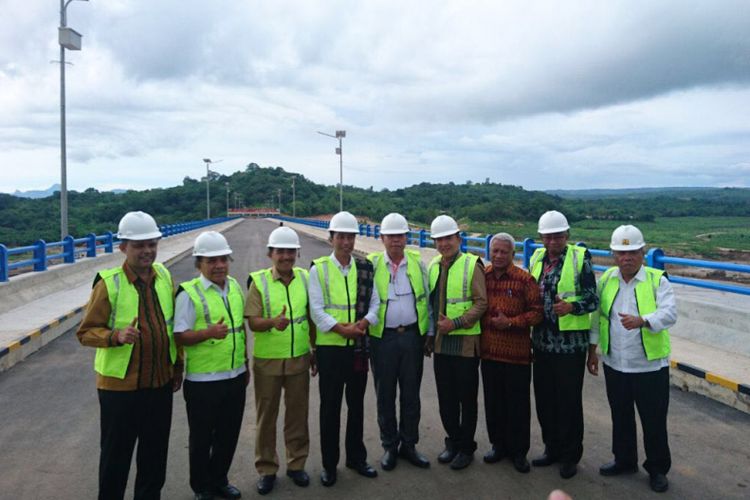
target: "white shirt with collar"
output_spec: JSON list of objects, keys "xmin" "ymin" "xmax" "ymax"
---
[
  {"xmin": 590, "ymin": 266, "xmax": 677, "ymax": 373},
  {"xmin": 308, "ymin": 252, "xmax": 380, "ymax": 333},
  {"xmin": 174, "ymin": 274, "xmax": 247, "ymax": 382},
  {"xmin": 382, "ymin": 252, "xmax": 419, "ymax": 328}
]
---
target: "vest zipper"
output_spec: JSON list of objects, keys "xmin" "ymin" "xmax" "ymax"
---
[
  {"xmin": 285, "ymin": 285, "xmax": 295, "ymax": 357},
  {"xmin": 344, "ymin": 275, "xmax": 352, "ymax": 347},
  {"xmin": 633, "ymin": 290, "xmax": 647, "ymax": 358},
  {"xmin": 224, "ymin": 291, "xmax": 236, "ymax": 370},
  {"xmin": 606, "ymin": 288, "xmax": 620, "ymax": 356}
]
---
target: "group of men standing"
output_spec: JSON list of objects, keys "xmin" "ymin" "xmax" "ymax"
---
[{"xmin": 77, "ymin": 207, "xmax": 676, "ymax": 499}]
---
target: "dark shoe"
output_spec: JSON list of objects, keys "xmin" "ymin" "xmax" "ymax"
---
[
  {"xmin": 438, "ymin": 447, "xmax": 458, "ymax": 464},
  {"xmin": 381, "ymin": 449, "xmax": 398, "ymax": 471},
  {"xmin": 215, "ymin": 484, "xmax": 242, "ymax": 499},
  {"xmin": 195, "ymin": 493, "xmax": 214, "ymax": 500},
  {"xmin": 559, "ymin": 462, "xmax": 577, "ymax": 479},
  {"xmin": 483, "ymin": 447, "xmax": 504, "ymax": 464},
  {"xmin": 449, "ymin": 452, "xmax": 474, "ymax": 470},
  {"xmin": 346, "ymin": 461, "xmax": 378, "ymax": 478},
  {"xmin": 286, "ymin": 469, "xmax": 310, "ymax": 487},
  {"xmin": 256, "ymin": 475, "xmax": 275, "ymax": 496},
  {"xmin": 320, "ymin": 469, "xmax": 337, "ymax": 487},
  {"xmin": 512, "ymin": 456, "xmax": 531, "ymax": 473},
  {"xmin": 399, "ymin": 445, "xmax": 430, "ymax": 468},
  {"xmin": 650, "ymin": 473, "xmax": 669, "ymax": 493},
  {"xmin": 531, "ymin": 453, "xmax": 558, "ymax": 467},
  {"xmin": 599, "ymin": 461, "xmax": 638, "ymax": 476}
]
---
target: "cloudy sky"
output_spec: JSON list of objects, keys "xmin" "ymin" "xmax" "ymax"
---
[{"xmin": 1, "ymin": 0, "xmax": 749, "ymax": 194}]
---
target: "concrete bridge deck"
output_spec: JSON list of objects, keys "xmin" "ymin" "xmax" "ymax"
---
[{"xmin": 0, "ymin": 218, "xmax": 748, "ymax": 499}]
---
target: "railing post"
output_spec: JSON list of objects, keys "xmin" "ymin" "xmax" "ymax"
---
[
  {"xmin": 33, "ymin": 239, "xmax": 47, "ymax": 272},
  {"xmin": 86, "ymin": 233, "xmax": 97, "ymax": 257},
  {"xmin": 0, "ymin": 244, "xmax": 8, "ymax": 282},
  {"xmin": 460, "ymin": 231, "xmax": 467, "ymax": 253},
  {"xmin": 359, "ymin": 223, "xmax": 365, "ymax": 235},
  {"xmin": 523, "ymin": 238, "xmax": 535, "ymax": 270},
  {"xmin": 485, "ymin": 234, "xmax": 493, "ymax": 259},
  {"xmin": 63, "ymin": 235, "xmax": 76, "ymax": 263},
  {"xmin": 647, "ymin": 248, "xmax": 665, "ymax": 270},
  {"xmin": 104, "ymin": 232, "xmax": 114, "ymax": 253},
  {"xmin": 366, "ymin": 224, "xmax": 371, "ymax": 237},
  {"xmin": 374, "ymin": 225, "xmax": 380, "ymax": 238},
  {"xmin": 419, "ymin": 229, "xmax": 426, "ymax": 248},
  {"xmin": 406, "ymin": 230, "xmax": 412, "ymax": 245}
]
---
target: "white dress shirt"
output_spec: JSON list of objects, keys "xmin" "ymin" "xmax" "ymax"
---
[
  {"xmin": 590, "ymin": 266, "xmax": 677, "ymax": 373},
  {"xmin": 174, "ymin": 274, "xmax": 247, "ymax": 382},
  {"xmin": 308, "ymin": 253, "xmax": 380, "ymax": 333}
]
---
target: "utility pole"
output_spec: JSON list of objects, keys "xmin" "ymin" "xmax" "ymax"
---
[
  {"xmin": 291, "ymin": 176, "xmax": 296, "ymax": 217},
  {"xmin": 277, "ymin": 188, "xmax": 282, "ymax": 213},
  {"xmin": 317, "ymin": 130, "xmax": 346, "ymax": 211},
  {"xmin": 225, "ymin": 182, "xmax": 229, "ymax": 216}
]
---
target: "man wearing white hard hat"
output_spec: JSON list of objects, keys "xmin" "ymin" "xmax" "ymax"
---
[
  {"xmin": 77, "ymin": 211, "xmax": 183, "ymax": 500},
  {"xmin": 528, "ymin": 210, "xmax": 598, "ymax": 480},
  {"xmin": 174, "ymin": 231, "xmax": 247, "ymax": 500},
  {"xmin": 308, "ymin": 211, "xmax": 380, "ymax": 486},
  {"xmin": 367, "ymin": 213, "xmax": 432, "ymax": 471},
  {"xmin": 428, "ymin": 214, "xmax": 487, "ymax": 470},
  {"xmin": 588, "ymin": 225, "xmax": 676, "ymax": 493},
  {"xmin": 246, "ymin": 226, "xmax": 317, "ymax": 495}
]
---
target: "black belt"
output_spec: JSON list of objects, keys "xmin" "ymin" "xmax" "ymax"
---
[{"xmin": 383, "ymin": 323, "xmax": 418, "ymax": 334}]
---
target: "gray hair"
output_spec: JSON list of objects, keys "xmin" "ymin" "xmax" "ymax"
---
[{"xmin": 490, "ymin": 232, "xmax": 516, "ymax": 250}]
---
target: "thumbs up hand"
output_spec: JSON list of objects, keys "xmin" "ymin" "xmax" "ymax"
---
[
  {"xmin": 207, "ymin": 316, "xmax": 229, "ymax": 340},
  {"xmin": 552, "ymin": 295, "xmax": 573, "ymax": 316},
  {"xmin": 116, "ymin": 317, "xmax": 140, "ymax": 345},
  {"xmin": 274, "ymin": 305, "xmax": 290, "ymax": 331},
  {"xmin": 437, "ymin": 313, "xmax": 453, "ymax": 335}
]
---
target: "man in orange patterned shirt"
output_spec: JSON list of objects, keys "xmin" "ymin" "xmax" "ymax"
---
[{"xmin": 480, "ymin": 233, "xmax": 543, "ymax": 473}]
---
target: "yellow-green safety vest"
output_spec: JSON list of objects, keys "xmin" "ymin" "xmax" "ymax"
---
[
  {"xmin": 94, "ymin": 263, "xmax": 176, "ymax": 379},
  {"xmin": 313, "ymin": 256, "xmax": 358, "ymax": 347},
  {"xmin": 428, "ymin": 252, "xmax": 481, "ymax": 336},
  {"xmin": 367, "ymin": 249, "xmax": 430, "ymax": 337},
  {"xmin": 250, "ymin": 267, "xmax": 311, "ymax": 358},
  {"xmin": 529, "ymin": 244, "xmax": 592, "ymax": 331},
  {"xmin": 597, "ymin": 266, "xmax": 671, "ymax": 361},
  {"xmin": 181, "ymin": 276, "xmax": 246, "ymax": 374}
]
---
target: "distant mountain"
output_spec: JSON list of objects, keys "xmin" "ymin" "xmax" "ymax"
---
[
  {"xmin": 12, "ymin": 184, "xmax": 60, "ymax": 199},
  {"xmin": 545, "ymin": 186, "xmax": 733, "ymax": 199}
]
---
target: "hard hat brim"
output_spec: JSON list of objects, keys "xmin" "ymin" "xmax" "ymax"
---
[
  {"xmin": 117, "ymin": 231, "xmax": 163, "ymax": 241},
  {"xmin": 193, "ymin": 249, "xmax": 233, "ymax": 257},
  {"xmin": 431, "ymin": 229, "xmax": 460, "ymax": 239},
  {"xmin": 610, "ymin": 243, "xmax": 645, "ymax": 251},
  {"xmin": 268, "ymin": 243, "xmax": 301, "ymax": 249},
  {"xmin": 380, "ymin": 229, "xmax": 409, "ymax": 235},
  {"xmin": 538, "ymin": 225, "xmax": 570, "ymax": 235},
  {"xmin": 329, "ymin": 228, "xmax": 360, "ymax": 234}
]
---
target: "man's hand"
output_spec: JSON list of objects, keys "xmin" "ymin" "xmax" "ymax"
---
[
  {"xmin": 206, "ymin": 317, "xmax": 228, "ymax": 340},
  {"xmin": 336, "ymin": 323, "xmax": 366, "ymax": 340},
  {"xmin": 552, "ymin": 296, "xmax": 574, "ymax": 316},
  {"xmin": 490, "ymin": 311, "xmax": 512, "ymax": 330},
  {"xmin": 273, "ymin": 306, "xmax": 290, "ymax": 331},
  {"xmin": 437, "ymin": 314, "xmax": 453, "ymax": 335},
  {"xmin": 310, "ymin": 352, "xmax": 318, "ymax": 377},
  {"xmin": 423, "ymin": 336, "xmax": 434, "ymax": 358},
  {"xmin": 618, "ymin": 313, "xmax": 645, "ymax": 330},
  {"xmin": 586, "ymin": 345, "xmax": 599, "ymax": 376},
  {"xmin": 172, "ymin": 368, "xmax": 183, "ymax": 392},
  {"xmin": 116, "ymin": 318, "xmax": 139, "ymax": 345},
  {"xmin": 355, "ymin": 318, "xmax": 370, "ymax": 332},
  {"xmin": 244, "ymin": 363, "xmax": 251, "ymax": 386}
]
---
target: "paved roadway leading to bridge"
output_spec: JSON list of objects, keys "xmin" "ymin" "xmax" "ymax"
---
[{"xmin": 0, "ymin": 219, "xmax": 748, "ymax": 499}]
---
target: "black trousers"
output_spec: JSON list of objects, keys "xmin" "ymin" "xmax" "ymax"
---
[
  {"xmin": 317, "ymin": 345, "xmax": 368, "ymax": 471},
  {"xmin": 533, "ymin": 350, "xmax": 586, "ymax": 464},
  {"xmin": 98, "ymin": 384, "xmax": 173, "ymax": 500},
  {"xmin": 183, "ymin": 374, "xmax": 246, "ymax": 493},
  {"xmin": 604, "ymin": 364, "xmax": 671, "ymax": 475},
  {"xmin": 434, "ymin": 353, "xmax": 479, "ymax": 454},
  {"xmin": 369, "ymin": 326, "xmax": 424, "ymax": 450},
  {"xmin": 481, "ymin": 359, "xmax": 531, "ymax": 459}
]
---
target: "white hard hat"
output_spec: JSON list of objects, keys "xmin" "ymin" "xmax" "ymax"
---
[
  {"xmin": 380, "ymin": 213, "xmax": 409, "ymax": 235},
  {"xmin": 537, "ymin": 210, "xmax": 570, "ymax": 234},
  {"xmin": 430, "ymin": 214, "xmax": 460, "ymax": 238},
  {"xmin": 268, "ymin": 227, "xmax": 300, "ymax": 249},
  {"xmin": 117, "ymin": 211, "xmax": 162, "ymax": 241},
  {"xmin": 328, "ymin": 211, "xmax": 359, "ymax": 233},
  {"xmin": 192, "ymin": 231, "xmax": 232, "ymax": 257},
  {"xmin": 610, "ymin": 225, "xmax": 646, "ymax": 251}
]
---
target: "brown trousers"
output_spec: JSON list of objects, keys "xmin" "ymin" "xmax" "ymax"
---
[{"xmin": 253, "ymin": 357, "xmax": 311, "ymax": 475}]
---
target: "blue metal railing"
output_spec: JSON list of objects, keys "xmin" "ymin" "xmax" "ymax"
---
[
  {"xmin": 0, "ymin": 216, "xmax": 236, "ymax": 282},
  {"xmin": 271, "ymin": 216, "xmax": 750, "ymax": 296}
]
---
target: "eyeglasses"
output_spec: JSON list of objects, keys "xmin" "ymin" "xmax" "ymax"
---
[{"xmin": 541, "ymin": 234, "xmax": 567, "ymax": 241}]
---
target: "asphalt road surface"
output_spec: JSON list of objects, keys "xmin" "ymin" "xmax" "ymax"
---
[{"xmin": 1, "ymin": 219, "xmax": 749, "ymax": 499}]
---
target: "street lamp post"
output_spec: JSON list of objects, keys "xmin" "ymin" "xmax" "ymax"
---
[
  {"xmin": 277, "ymin": 188, "xmax": 282, "ymax": 213},
  {"xmin": 202, "ymin": 158, "xmax": 222, "ymax": 219},
  {"xmin": 225, "ymin": 182, "xmax": 229, "ymax": 216},
  {"xmin": 58, "ymin": 0, "xmax": 88, "ymax": 239},
  {"xmin": 291, "ymin": 175, "xmax": 296, "ymax": 217},
  {"xmin": 317, "ymin": 130, "xmax": 346, "ymax": 211}
]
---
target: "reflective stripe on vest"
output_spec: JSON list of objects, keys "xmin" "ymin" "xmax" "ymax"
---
[
  {"xmin": 598, "ymin": 266, "xmax": 670, "ymax": 361},
  {"xmin": 428, "ymin": 252, "xmax": 481, "ymax": 336},
  {"xmin": 94, "ymin": 263, "xmax": 176, "ymax": 379},
  {"xmin": 530, "ymin": 244, "xmax": 591, "ymax": 331},
  {"xmin": 251, "ymin": 267, "xmax": 311, "ymax": 358},
  {"xmin": 367, "ymin": 249, "xmax": 429, "ymax": 337},
  {"xmin": 182, "ymin": 276, "xmax": 246, "ymax": 374},
  {"xmin": 313, "ymin": 256, "xmax": 357, "ymax": 346}
]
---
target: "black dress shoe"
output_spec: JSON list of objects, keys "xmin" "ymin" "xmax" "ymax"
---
[
  {"xmin": 438, "ymin": 447, "xmax": 457, "ymax": 464},
  {"xmin": 320, "ymin": 469, "xmax": 337, "ymax": 487},
  {"xmin": 194, "ymin": 493, "xmax": 214, "ymax": 500},
  {"xmin": 649, "ymin": 473, "xmax": 669, "ymax": 493},
  {"xmin": 559, "ymin": 462, "xmax": 577, "ymax": 479},
  {"xmin": 531, "ymin": 453, "xmax": 558, "ymax": 467},
  {"xmin": 256, "ymin": 475, "xmax": 275, "ymax": 496},
  {"xmin": 483, "ymin": 447, "xmax": 504, "ymax": 464},
  {"xmin": 512, "ymin": 456, "xmax": 531, "ymax": 473},
  {"xmin": 286, "ymin": 469, "xmax": 310, "ymax": 487},
  {"xmin": 381, "ymin": 449, "xmax": 398, "ymax": 470},
  {"xmin": 215, "ymin": 484, "xmax": 241, "ymax": 499},
  {"xmin": 449, "ymin": 452, "xmax": 474, "ymax": 470},
  {"xmin": 599, "ymin": 461, "xmax": 638, "ymax": 476},
  {"xmin": 346, "ymin": 461, "xmax": 378, "ymax": 478},
  {"xmin": 399, "ymin": 446, "xmax": 430, "ymax": 468}
]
